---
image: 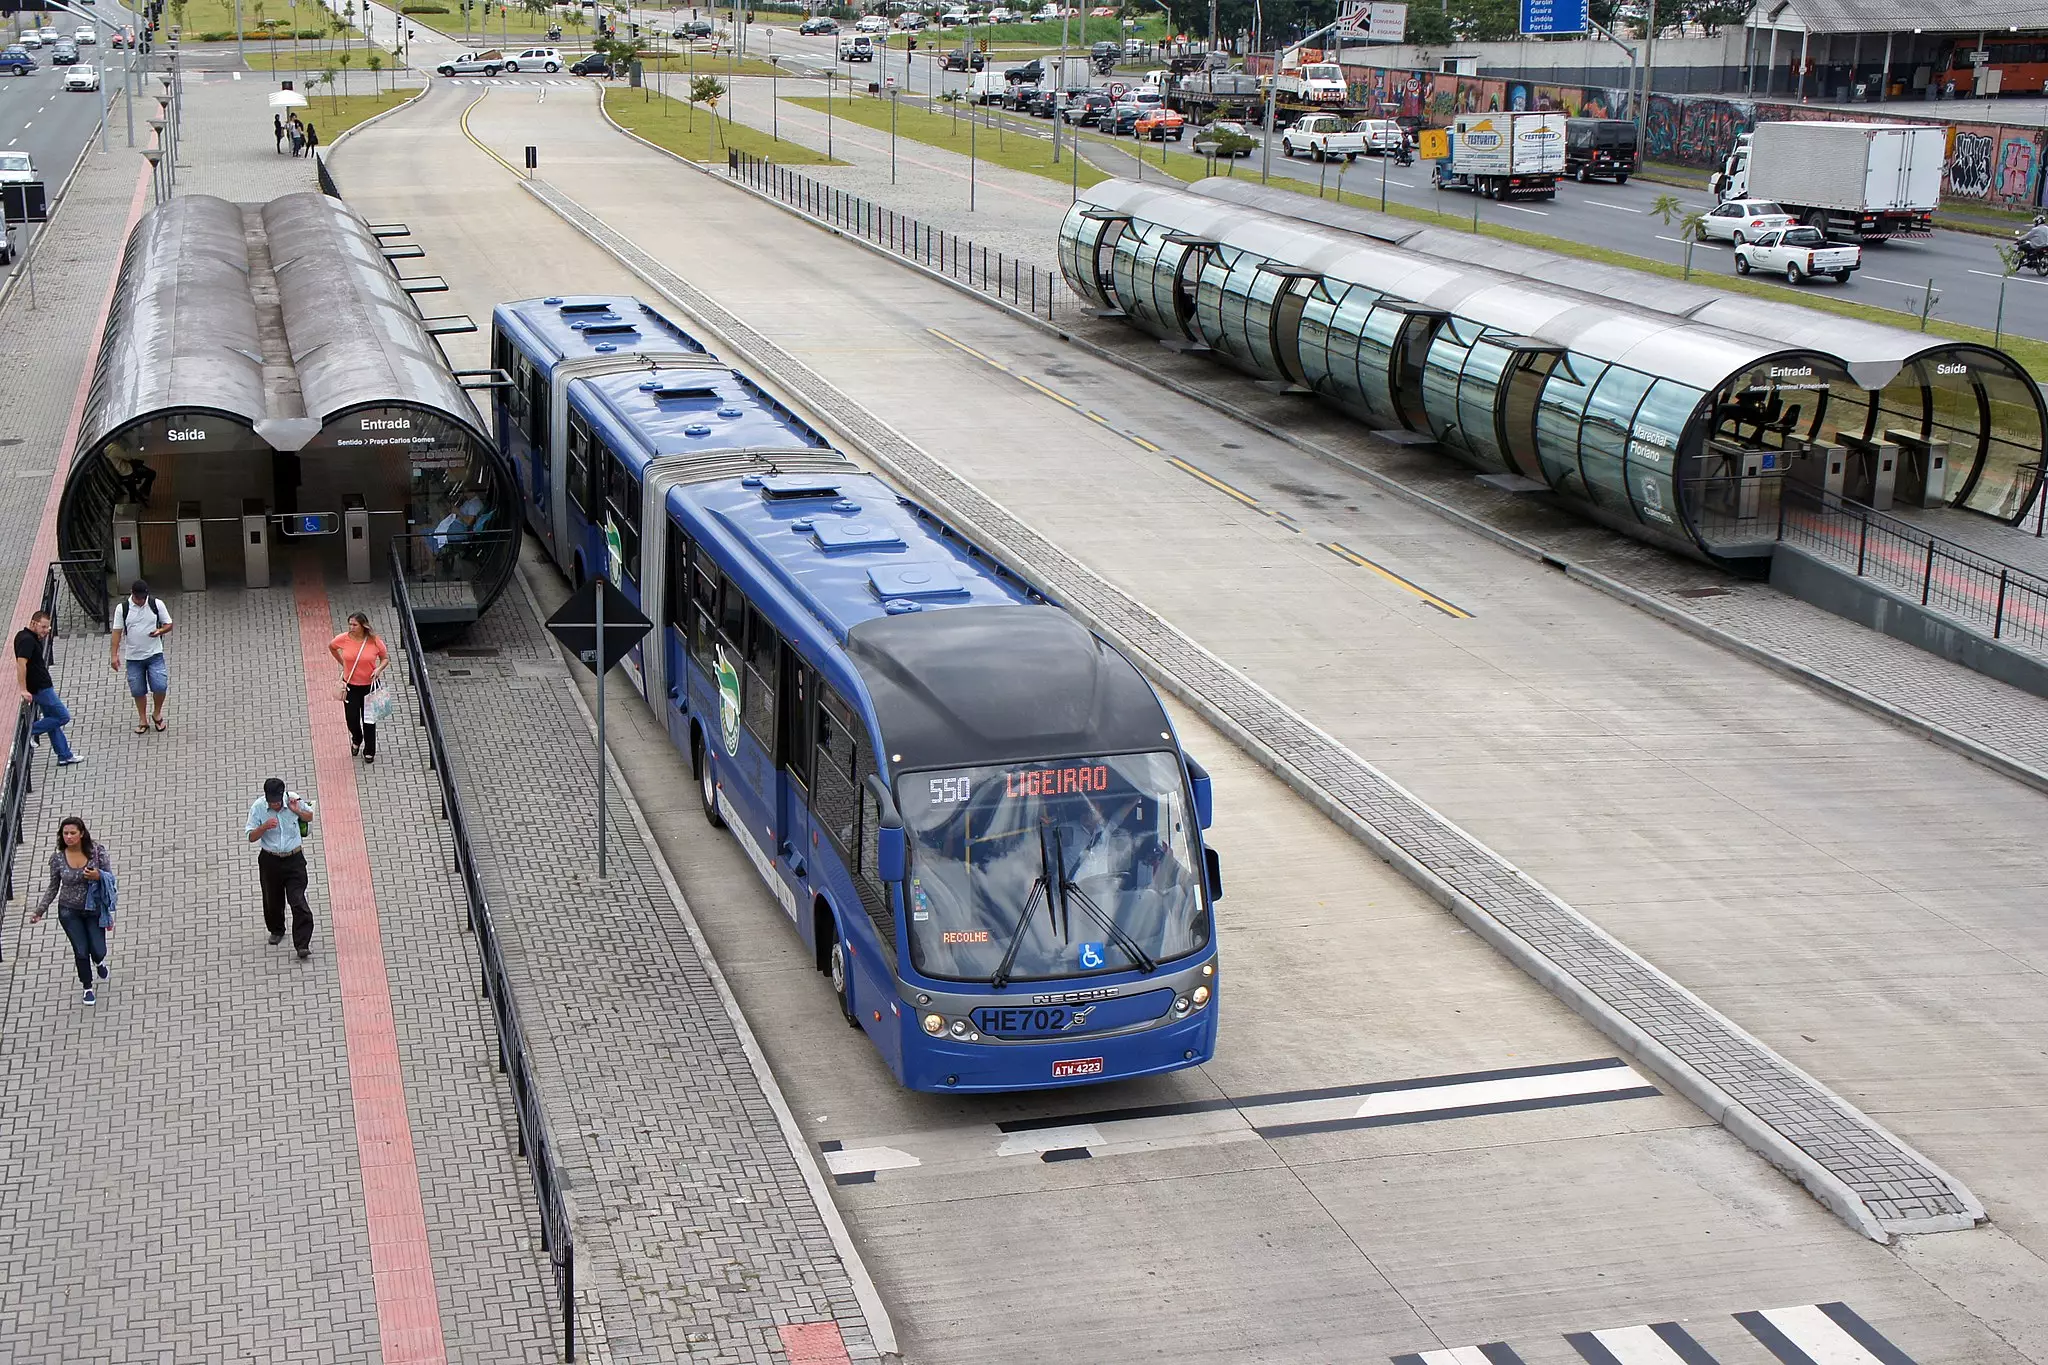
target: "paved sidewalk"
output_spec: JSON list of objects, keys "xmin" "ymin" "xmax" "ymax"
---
[{"xmin": 426, "ymin": 567, "xmax": 883, "ymax": 1365}]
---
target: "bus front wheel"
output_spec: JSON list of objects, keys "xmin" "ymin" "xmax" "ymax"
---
[
  {"xmin": 829, "ymin": 931, "xmax": 860, "ymax": 1028},
  {"xmin": 694, "ymin": 732, "xmax": 726, "ymax": 829}
]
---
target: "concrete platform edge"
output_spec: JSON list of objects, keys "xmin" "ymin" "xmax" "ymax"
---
[
  {"xmin": 0, "ymin": 116, "xmax": 104, "ymax": 320},
  {"xmin": 514, "ymin": 173, "xmax": 1991, "ymax": 1246},
  {"xmin": 676, "ymin": 145, "xmax": 2048, "ymax": 802},
  {"xmin": 511, "ymin": 565, "xmax": 902, "ymax": 1361}
]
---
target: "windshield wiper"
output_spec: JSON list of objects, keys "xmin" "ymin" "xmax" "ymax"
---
[
  {"xmin": 1051, "ymin": 824, "xmax": 1158, "ymax": 975},
  {"xmin": 990, "ymin": 819, "xmax": 1056, "ymax": 989}
]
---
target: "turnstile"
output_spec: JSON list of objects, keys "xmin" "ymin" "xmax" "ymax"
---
[
  {"xmin": 112, "ymin": 507, "xmax": 142, "ymax": 587},
  {"xmin": 344, "ymin": 495, "xmax": 371, "ymax": 584},
  {"xmin": 176, "ymin": 500, "xmax": 206, "ymax": 592},
  {"xmin": 242, "ymin": 498, "xmax": 271, "ymax": 588},
  {"xmin": 1789, "ymin": 442, "xmax": 1847, "ymax": 498},
  {"xmin": 1887, "ymin": 430, "xmax": 1949, "ymax": 509},
  {"xmin": 1844, "ymin": 439, "xmax": 1898, "ymax": 511}
]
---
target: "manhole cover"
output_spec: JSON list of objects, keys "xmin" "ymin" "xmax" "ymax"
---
[
  {"xmin": 446, "ymin": 646, "xmax": 501, "ymax": 657},
  {"xmin": 1674, "ymin": 587, "xmax": 1732, "ymax": 598}
]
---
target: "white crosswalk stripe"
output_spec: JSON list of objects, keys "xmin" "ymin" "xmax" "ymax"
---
[
  {"xmin": 1568, "ymin": 1322, "xmax": 1721, "ymax": 1364},
  {"xmin": 1737, "ymin": 1303, "xmax": 1917, "ymax": 1364}
]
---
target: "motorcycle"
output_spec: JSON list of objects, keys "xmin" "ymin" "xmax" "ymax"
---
[
  {"xmin": 2016, "ymin": 224, "xmax": 2048, "ymax": 277},
  {"xmin": 1393, "ymin": 142, "xmax": 1415, "ymax": 167}
]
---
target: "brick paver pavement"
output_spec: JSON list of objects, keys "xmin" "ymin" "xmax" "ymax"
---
[{"xmin": 425, "ymin": 574, "xmax": 881, "ymax": 1365}]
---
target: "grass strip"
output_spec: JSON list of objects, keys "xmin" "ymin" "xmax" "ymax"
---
[
  {"xmin": 294, "ymin": 88, "xmax": 417, "ymax": 138},
  {"xmin": 786, "ymin": 94, "xmax": 1109, "ymax": 188},
  {"xmin": 604, "ymin": 85, "xmax": 838, "ymax": 165}
]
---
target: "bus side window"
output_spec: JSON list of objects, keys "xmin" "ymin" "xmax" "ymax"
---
[
  {"xmin": 741, "ymin": 605, "xmax": 777, "ymax": 749},
  {"xmin": 525, "ymin": 361, "xmax": 547, "ymax": 451},
  {"xmin": 691, "ymin": 555, "xmax": 723, "ymax": 674},
  {"xmin": 853, "ymin": 752, "xmax": 896, "ymax": 965},
  {"xmin": 606, "ymin": 451, "xmax": 641, "ymax": 584},
  {"xmin": 812, "ymin": 686, "xmax": 859, "ymax": 860},
  {"xmin": 566, "ymin": 414, "xmax": 592, "ymax": 518},
  {"xmin": 664, "ymin": 522, "xmax": 691, "ymax": 635}
]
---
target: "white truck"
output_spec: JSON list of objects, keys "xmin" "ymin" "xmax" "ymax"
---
[
  {"xmin": 1433, "ymin": 112, "xmax": 1566, "ymax": 199},
  {"xmin": 1733, "ymin": 225, "xmax": 1863, "ymax": 285},
  {"xmin": 1272, "ymin": 60, "xmax": 1347, "ymax": 105},
  {"xmin": 1281, "ymin": 113, "xmax": 1365, "ymax": 161},
  {"xmin": 1711, "ymin": 121, "xmax": 1943, "ymax": 241}
]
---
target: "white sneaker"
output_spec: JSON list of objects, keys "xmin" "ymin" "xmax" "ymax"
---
[{"xmin": 58, "ymin": 754, "xmax": 85, "ymax": 767}]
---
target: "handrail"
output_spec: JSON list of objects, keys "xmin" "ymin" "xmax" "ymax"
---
[
  {"xmin": 1778, "ymin": 481, "xmax": 2048, "ymax": 655},
  {"xmin": 389, "ymin": 543, "xmax": 578, "ymax": 1361},
  {"xmin": 727, "ymin": 148, "xmax": 1062, "ymax": 321}
]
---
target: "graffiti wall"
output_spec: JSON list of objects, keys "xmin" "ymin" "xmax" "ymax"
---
[{"xmin": 1330, "ymin": 59, "xmax": 2048, "ymax": 209}]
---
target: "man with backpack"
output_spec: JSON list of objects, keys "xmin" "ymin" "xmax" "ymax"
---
[{"xmin": 109, "ymin": 579, "xmax": 173, "ymax": 735}]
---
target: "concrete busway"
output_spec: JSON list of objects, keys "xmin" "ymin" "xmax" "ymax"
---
[{"xmin": 324, "ymin": 81, "xmax": 2048, "ymax": 1360}]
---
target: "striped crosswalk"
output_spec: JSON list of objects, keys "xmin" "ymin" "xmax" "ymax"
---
[{"xmin": 1400, "ymin": 1302, "xmax": 1918, "ymax": 1365}]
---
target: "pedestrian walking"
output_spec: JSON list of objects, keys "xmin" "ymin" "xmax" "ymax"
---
[
  {"xmin": 274, "ymin": 112, "xmax": 286, "ymax": 153},
  {"xmin": 108, "ymin": 579, "xmax": 171, "ymax": 734},
  {"xmin": 327, "ymin": 611, "xmax": 389, "ymax": 764},
  {"xmin": 29, "ymin": 817, "xmax": 116, "ymax": 1005},
  {"xmin": 288, "ymin": 113, "xmax": 305, "ymax": 156},
  {"xmin": 247, "ymin": 777, "xmax": 316, "ymax": 959},
  {"xmin": 303, "ymin": 120, "xmax": 319, "ymax": 155},
  {"xmin": 16, "ymin": 609, "xmax": 83, "ymax": 767}
]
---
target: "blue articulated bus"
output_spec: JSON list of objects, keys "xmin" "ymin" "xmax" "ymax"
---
[{"xmin": 492, "ymin": 295, "xmax": 1223, "ymax": 1092}]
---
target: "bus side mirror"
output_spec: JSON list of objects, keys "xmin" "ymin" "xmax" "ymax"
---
[
  {"xmin": 866, "ymin": 774, "xmax": 907, "ymax": 882},
  {"xmin": 1204, "ymin": 846, "xmax": 1223, "ymax": 902},
  {"xmin": 1185, "ymin": 754, "xmax": 1213, "ymax": 829}
]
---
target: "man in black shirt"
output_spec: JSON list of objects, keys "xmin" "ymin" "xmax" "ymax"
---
[{"xmin": 14, "ymin": 610, "xmax": 82, "ymax": 766}]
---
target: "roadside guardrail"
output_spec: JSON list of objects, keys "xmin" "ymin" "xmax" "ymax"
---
[{"xmin": 390, "ymin": 544, "xmax": 578, "ymax": 1361}]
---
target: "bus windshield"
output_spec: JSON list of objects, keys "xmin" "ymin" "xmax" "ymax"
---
[{"xmin": 898, "ymin": 751, "xmax": 1209, "ymax": 984}]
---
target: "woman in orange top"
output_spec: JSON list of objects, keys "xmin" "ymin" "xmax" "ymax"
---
[{"xmin": 328, "ymin": 612, "xmax": 391, "ymax": 764}]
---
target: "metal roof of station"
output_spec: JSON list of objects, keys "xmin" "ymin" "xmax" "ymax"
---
[{"xmin": 1753, "ymin": 0, "xmax": 2045, "ymax": 34}]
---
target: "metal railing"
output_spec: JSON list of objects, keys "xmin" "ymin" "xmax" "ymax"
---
[
  {"xmin": 390, "ymin": 544, "xmax": 577, "ymax": 1361},
  {"xmin": 1779, "ymin": 481, "xmax": 2048, "ymax": 655},
  {"xmin": 2, "ymin": 562, "xmax": 88, "ymax": 939},
  {"xmin": 728, "ymin": 149, "xmax": 1062, "ymax": 321}
]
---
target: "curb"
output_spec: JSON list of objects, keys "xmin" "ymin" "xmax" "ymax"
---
[
  {"xmin": 512, "ymin": 563, "xmax": 901, "ymax": 1362},
  {"xmin": 515, "ymin": 174, "xmax": 1987, "ymax": 1242},
  {"xmin": 321, "ymin": 79, "xmax": 429, "ymax": 158},
  {"xmin": 691, "ymin": 160, "xmax": 2048, "ymax": 798},
  {"xmin": 0, "ymin": 114, "xmax": 104, "ymax": 319}
]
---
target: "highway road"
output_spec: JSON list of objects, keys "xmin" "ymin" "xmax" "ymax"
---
[
  {"xmin": 744, "ymin": 23, "xmax": 2048, "ymax": 344},
  {"xmin": 0, "ymin": 0, "xmax": 140, "ymax": 291}
]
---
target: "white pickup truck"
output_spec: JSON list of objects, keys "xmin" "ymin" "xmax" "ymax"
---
[
  {"xmin": 1281, "ymin": 113, "xmax": 1364, "ymax": 162},
  {"xmin": 1732, "ymin": 225, "xmax": 1861, "ymax": 285}
]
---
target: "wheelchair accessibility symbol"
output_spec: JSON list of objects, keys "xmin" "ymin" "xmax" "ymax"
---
[{"xmin": 1078, "ymin": 942, "xmax": 1107, "ymax": 970}]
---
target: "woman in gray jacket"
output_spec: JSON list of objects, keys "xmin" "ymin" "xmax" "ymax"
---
[{"xmin": 30, "ymin": 816, "xmax": 115, "ymax": 1005}]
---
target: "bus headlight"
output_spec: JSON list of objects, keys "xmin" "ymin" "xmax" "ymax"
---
[
  {"xmin": 922, "ymin": 1013, "xmax": 945, "ymax": 1036},
  {"xmin": 1192, "ymin": 985, "xmax": 1211, "ymax": 1008},
  {"xmin": 949, "ymin": 1019, "xmax": 970, "ymax": 1038},
  {"xmin": 1173, "ymin": 994, "xmax": 1190, "ymax": 1015},
  {"xmin": 1200, "ymin": 962, "xmax": 1214, "ymax": 978}
]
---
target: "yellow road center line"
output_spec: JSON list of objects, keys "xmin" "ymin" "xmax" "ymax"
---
[
  {"xmin": 1017, "ymin": 375, "xmax": 1081, "ymax": 410},
  {"xmin": 1321, "ymin": 542, "xmax": 1472, "ymax": 619},
  {"xmin": 458, "ymin": 90, "xmax": 518, "ymax": 174},
  {"xmin": 926, "ymin": 328, "xmax": 1007, "ymax": 370},
  {"xmin": 1168, "ymin": 457, "xmax": 1262, "ymax": 510}
]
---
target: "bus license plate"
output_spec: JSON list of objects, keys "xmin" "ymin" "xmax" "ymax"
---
[{"xmin": 1052, "ymin": 1057, "xmax": 1104, "ymax": 1079}]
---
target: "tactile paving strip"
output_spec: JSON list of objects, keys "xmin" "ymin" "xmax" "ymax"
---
[{"xmin": 525, "ymin": 178, "xmax": 1981, "ymax": 1239}]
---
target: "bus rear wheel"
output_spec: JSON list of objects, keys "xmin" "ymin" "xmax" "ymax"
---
[
  {"xmin": 829, "ymin": 929, "xmax": 860, "ymax": 1028},
  {"xmin": 694, "ymin": 733, "xmax": 726, "ymax": 829}
]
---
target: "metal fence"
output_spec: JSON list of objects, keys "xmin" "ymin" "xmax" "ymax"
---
[
  {"xmin": 1779, "ymin": 481, "xmax": 2048, "ymax": 655},
  {"xmin": 389, "ymin": 545, "xmax": 578, "ymax": 1361},
  {"xmin": 728, "ymin": 149, "xmax": 1062, "ymax": 321}
]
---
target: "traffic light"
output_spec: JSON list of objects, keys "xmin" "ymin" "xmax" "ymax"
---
[{"xmin": 631, "ymin": 20, "xmax": 638, "ymax": 35}]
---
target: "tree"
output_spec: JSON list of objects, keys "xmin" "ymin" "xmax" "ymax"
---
[
  {"xmin": 689, "ymin": 74, "xmax": 727, "ymax": 145},
  {"xmin": 338, "ymin": 47, "xmax": 353, "ymax": 96},
  {"xmin": 1404, "ymin": 5, "xmax": 1451, "ymax": 43},
  {"xmin": 318, "ymin": 64, "xmax": 338, "ymax": 111},
  {"xmin": 366, "ymin": 48, "xmax": 383, "ymax": 92}
]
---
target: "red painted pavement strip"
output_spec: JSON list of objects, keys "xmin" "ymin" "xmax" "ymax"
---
[
  {"xmin": 4, "ymin": 160, "xmax": 154, "ymax": 753},
  {"xmin": 780, "ymin": 1321, "xmax": 854, "ymax": 1364},
  {"xmin": 293, "ymin": 565, "xmax": 451, "ymax": 1365}
]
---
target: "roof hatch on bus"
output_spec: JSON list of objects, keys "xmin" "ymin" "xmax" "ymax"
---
[
  {"xmin": 755, "ymin": 473, "xmax": 845, "ymax": 501},
  {"xmin": 812, "ymin": 520, "xmax": 907, "ymax": 552},
  {"xmin": 576, "ymin": 322, "xmax": 639, "ymax": 336},
  {"xmin": 558, "ymin": 301, "xmax": 616, "ymax": 314},
  {"xmin": 640, "ymin": 379, "xmax": 722, "ymax": 401},
  {"xmin": 869, "ymin": 561, "xmax": 969, "ymax": 600}
]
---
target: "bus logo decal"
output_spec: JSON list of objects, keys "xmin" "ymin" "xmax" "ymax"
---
[
  {"xmin": 715, "ymin": 645, "xmax": 742, "ymax": 757},
  {"xmin": 1061, "ymin": 1005, "xmax": 1097, "ymax": 1032}
]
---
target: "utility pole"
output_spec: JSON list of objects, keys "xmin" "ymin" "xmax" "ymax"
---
[
  {"xmin": 1053, "ymin": 2, "xmax": 1069, "ymax": 162},
  {"xmin": 1634, "ymin": 0, "xmax": 1658, "ymax": 142}
]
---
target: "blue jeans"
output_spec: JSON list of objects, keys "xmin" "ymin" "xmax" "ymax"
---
[
  {"xmin": 30, "ymin": 687, "xmax": 73, "ymax": 762},
  {"xmin": 125, "ymin": 654, "xmax": 168, "ymax": 699},
  {"xmin": 58, "ymin": 908, "xmax": 107, "ymax": 988}
]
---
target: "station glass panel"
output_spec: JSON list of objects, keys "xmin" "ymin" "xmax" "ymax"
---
[
  {"xmin": 1192, "ymin": 248, "xmax": 1237, "ymax": 353},
  {"xmin": 1057, "ymin": 213, "xmax": 1095, "ymax": 306},
  {"xmin": 1454, "ymin": 339, "xmax": 1516, "ymax": 474},
  {"xmin": 1296, "ymin": 282, "xmax": 1345, "ymax": 399},
  {"xmin": 1234, "ymin": 267, "xmax": 1288, "ymax": 380},
  {"xmin": 1328, "ymin": 288, "xmax": 1389, "ymax": 420},
  {"xmin": 1534, "ymin": 355, "xmax": 1604, "ymax": 500},
  {"xmin": 1624, "ymin": 378, "xmax": 1701, "ymax": 533},
  {"xmin": 1420, "ymin": 318, "xmax": 1480, "ymax": 455},
  {"xmin": 1970, "ymin": 362, "xmax": 2048, "ymax": 521},
  {"xmin": 1113, "ymin": 227, "xmax": 1170, "ymax": 336},
  {"xmin": 1580, "ymin": 366, "xmax": 1655, "ymax": 516},
  {"xmin": 1357, "ymin": 303, "xmax": 1418, "ymax": 425}
]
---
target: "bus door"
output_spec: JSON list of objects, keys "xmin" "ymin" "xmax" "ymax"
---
[{"xmin": 776, "ymin": 649, "xmax": 814, "ymax": 884}]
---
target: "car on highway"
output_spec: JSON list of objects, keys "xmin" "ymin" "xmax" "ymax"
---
[
  {"xmin": 1733, "ymin": 225, "xmax": 1861, "ymax": 285},
  {"xmin": 675, "ymin": 19, "xmax": 715, "ymax": 37},
  {"xmin": 941, "ymin": 47, "xmax": 985, "ymax": 70},
  {"xmin": 1699, "ymin": 198, "xmax": 1796, "ymax": 245},
  {"xmin": 74, "ymin": 25, "xmax": 96, "ymax": 43},
  {"xmin": 1200, "ymin": 119, "xmax": 1255, "ymax": 155},
  {"xmin": 838, "ymin": 34, "xmax": 875, "ymax": 60},
  {"xmin": 1061, "ymin": 90, "xmax": 1110, "ymax": 124},
  {"xmin": 894, "ymin": 11, "xmax": 926, "ymax": 29},
  {"xmin": 1134, "ymin": 105, "xmax": 1184, "ymax": 140},
  {"xmin": 18, "ymin": 30, "xmax": 43, "ymax": 47},
  {"xmin": 1004, "ymin": 57, "xmax": 1042, "ymax": 84},
  {"xmin": 0, "ymin": 150, "xmax": 36, "ymax": 184},
  {"xmin": 0, "ymin": 45, "xmax": 35, "ymax": 75},
  {"xmin": 854, "ymin": 15, "xmax": 890, "ymax": 32},
  {"xmin": 109, "ymin": 28, "xmax": 130, "ymax": 47},
  {"xmin": 799, "ymin": 16, "xmax": 839, "ymax": 34},
  {"xmin": 504, "ymin": 47, "xmax": 562, "ymax": 72},
  {"xmin": 435, "ymin": 48, "xmax": 507, "ymax": 76},
  {"xmin": 1021, "ymin": 87, "xmax": 1061, "ymax": 117},
  {"xmin": 1105, "ymin": 102, "xmax": 1141, "ymax": 135},
  {"xmin": 570, "ymin": 51, "xmax": 611, "ymax": 76},
  {"xmin": 64, "ymin": 64, "xmax": 99, "ymax": 90},
  {"xmin": 49, "ymin": 40, "xmax": 79, "ymax": 65}
]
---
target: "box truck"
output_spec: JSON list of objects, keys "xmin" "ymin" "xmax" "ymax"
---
[
  {"xmin": 1434, "ymin": 112, "xmax": 1566, "ymax": 198},
  {"xmin": 1711, "ymin": 121, "xmax": 1943, "ymax": 241}
]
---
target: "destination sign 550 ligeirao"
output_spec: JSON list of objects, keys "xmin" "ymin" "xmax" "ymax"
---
[{"xmin": 1005, "ymin": 764, "xmax": 1112, "ymax": 798}]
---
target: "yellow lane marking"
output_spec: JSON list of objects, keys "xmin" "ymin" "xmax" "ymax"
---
[
  {"xmin": 1166, "ymin": 458, "xmax": 1301, "ymax": 533},
  {"xmin": 1320, "ymin": 541, "xmax": 1472, "ymax": 619},
  {"xmin": 457, "ymin": 90, "xmax": 520, "ymax": 173}
]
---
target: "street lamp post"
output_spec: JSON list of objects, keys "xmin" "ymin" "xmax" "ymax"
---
[
  {"xmin": 890, "ymin": 83, "xmax": 898, "ymax": 184},
  {"xmin": 1052, "ymin": 2, "xmax": 1069, "ymax": 163}
]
